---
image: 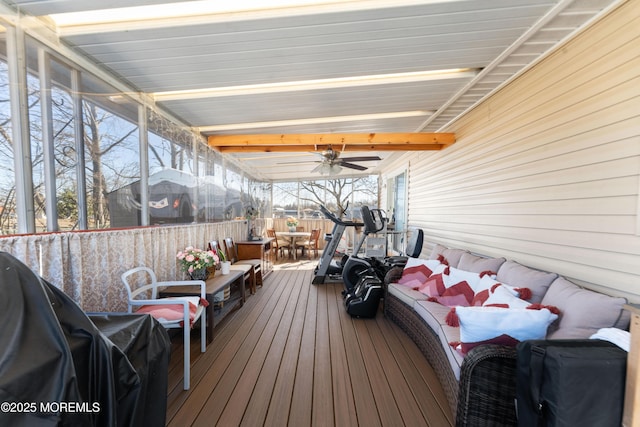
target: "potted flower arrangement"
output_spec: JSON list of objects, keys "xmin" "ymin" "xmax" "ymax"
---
[
  {"xmin": 286, "ymin": 216, "xmax": 299, "ymax": 232},
  {"xmin": 176, "ymin": 246, "xmax": 219, "ymax": 280}
]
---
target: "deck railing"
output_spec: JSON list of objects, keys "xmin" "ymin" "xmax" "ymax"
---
[{"xmin": 0, "ymin": 217, "xmax": 362, "ymax": 313}]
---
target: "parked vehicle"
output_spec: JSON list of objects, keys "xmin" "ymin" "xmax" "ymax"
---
[{"xmin": 108, "ymin": 169, "xmax": 242, "ymax": 227}]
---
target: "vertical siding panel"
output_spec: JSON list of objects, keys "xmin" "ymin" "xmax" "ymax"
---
[{"xmin": 389, "ymin": 1, "xmax": 640, "ymax": 300}]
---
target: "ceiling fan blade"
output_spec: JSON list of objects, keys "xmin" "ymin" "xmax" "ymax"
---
[
  {"xmin": 277, "ymin": 151, "xmax": 332, "ymax": 164},
  {"xmin": 277, "ymin": 160, "xmax": 320, "ymax": 165},
  {"xmin": 339, "ymin": 156, "xmax": 381, "ymax": 162},
  {"xmin": 338, "ymin": 162, "xmax": 368, "ymax": 171}
]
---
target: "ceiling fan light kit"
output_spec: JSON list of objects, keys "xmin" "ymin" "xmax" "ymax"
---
[
  {"xmin": 312, "ymin": 163, "xmax": 343, "ymax": 175},
  {"xmin": 297, "ymin": 146, "xmax": 381, "ymax": 175}
]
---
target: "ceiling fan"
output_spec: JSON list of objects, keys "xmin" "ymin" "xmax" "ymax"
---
[
  {"xmin": 308, "ymin": 147, "xmax": 381, "ymax": 175},
  {"xmin": 276, "ymin": 146, "xmax": 381, "ymax": 175}
]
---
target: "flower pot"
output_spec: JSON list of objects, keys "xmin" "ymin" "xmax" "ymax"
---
[
  {"xmin": 289, "ymin": 226, "xmax": 296, "ymax": 232},
  {"xmin": 221, "ymin": 261, "xmax": 231, "ymax": 275},
  {"xmin": 207, "ymin": 266, "xmax": 216, "ymax": 278},
  {"xmin": 189, "ymin": 267, "xmax": 209, "ymax": 281}
]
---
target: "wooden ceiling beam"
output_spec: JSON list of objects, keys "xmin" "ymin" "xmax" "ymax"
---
[
  {"xmin": 213, "ymin": 143, "xmax": 447, "ymax": 153},
  {"xmin": 207, "ymin": 132, "xmax": 455, "ymax": 152}
]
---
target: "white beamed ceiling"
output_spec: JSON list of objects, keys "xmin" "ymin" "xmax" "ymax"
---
[{"xmin": 5, "ymin": 0, "xmax": 621, "ymax": 181}]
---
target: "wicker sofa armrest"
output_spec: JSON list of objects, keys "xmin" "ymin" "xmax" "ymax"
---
[
  {"xmin": 383, "ymin": 265, "xmax": 404, "ymax": 285},
  {"xmin": 456, "ymin": 344, "xmax": 518, "ymax": 427}
]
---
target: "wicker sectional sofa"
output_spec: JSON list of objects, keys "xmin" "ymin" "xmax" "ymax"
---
[{"xmin": 383, "ymin": 244, "xmax": 630, "ymax": 426}]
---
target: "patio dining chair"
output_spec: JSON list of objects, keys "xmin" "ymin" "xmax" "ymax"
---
[
  {"xmin": 266, "ymin": 228, "xmax": 290, "ymax": 259},
  {"xmin": 121, "ymin": 266, "xmax": 207, "ymax": 390},
  {"xmin": 295, "ymin": 228, "xmax": 321, "ymax": 259}
]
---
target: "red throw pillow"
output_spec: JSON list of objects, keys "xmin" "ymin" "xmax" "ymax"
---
[
  {"xmin": 429, "ymin": 280, "xmax": 474, "ymax": 307},
  {"xmin": 417, "ymin": 273, "xmax": 446, "ymax": 297},
  {"xmin": 397, "ymin": 264, "xmax": 433, "ymax": 288},
  {"xmin": 450, "ymin": 334, "xmax": 521, "ymax": 355}
]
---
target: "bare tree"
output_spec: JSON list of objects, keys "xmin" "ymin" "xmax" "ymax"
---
[
  {"xmin": 0, "ymin": 71, "xmax": 42, "ymax": 232},
  {"xmin": 83, "ymin": 103, "xmax": 138, "ymax": 228},
  {"xmin": 277, "ymin": 176, "xmax": 378, "ymax": 217}
]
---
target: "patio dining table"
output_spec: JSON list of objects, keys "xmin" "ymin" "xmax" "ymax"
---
[{"xmin": 276, "ymin": 231, "xmax": 311, "ymax": 260}]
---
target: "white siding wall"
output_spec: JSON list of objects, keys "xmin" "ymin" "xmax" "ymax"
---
[{"xmin": 388, "ymin": 1, "xmax": 640, "ymax": 300}]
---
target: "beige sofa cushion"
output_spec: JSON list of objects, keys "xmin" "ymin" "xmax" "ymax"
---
[
  {"xmin": 541, "ymin": 277, "xmax": 630, "ymax": 339},
  {"xmin": 496, "ymin": 260, "xmax": 557, "ymax": 304},
  {"xmin": 387, "ymin": 283, "xmax": 428, "ymax": 307},
  {"xmin": 414, "ymin": 300, "xmax": 463, "ymax": 380},
  {"xmin": 457, "ymin": 252, "xmax": 506, "ymax": 274},
  {"xmin": 429, "ymin": 243, "xmax": 468, "ymax": 268}
]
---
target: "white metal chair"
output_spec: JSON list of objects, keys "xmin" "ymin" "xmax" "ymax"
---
[{"xmin": 121, "ymin": 266, "xmax": 207, "ymax": 390}]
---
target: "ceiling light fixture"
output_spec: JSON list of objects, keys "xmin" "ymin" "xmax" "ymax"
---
[
  {"xmin": 311, "ymin": 163, "xmax": 342, "ymax": 175},
  {"xmin": 51, "ymin": 0, "xmax": 347, "ymax": 26},
  {"xmin": 154, "ymin": 68, "xmax": 478, "ymax": 102},
  {"xmin": 52, "ymin": 0, "xmax": 462, "ymax": 35},
  {"xmin": 198, "ymin": 110, "xmax": 431, "ymax": 132}
]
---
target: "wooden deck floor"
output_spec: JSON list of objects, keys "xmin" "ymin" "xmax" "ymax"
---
[{"xmin": 165, "ymin": 259, "xmax": 453, "ymax": 426}]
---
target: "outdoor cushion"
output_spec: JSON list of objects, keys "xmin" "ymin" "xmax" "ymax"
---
[
  {"xmin": 430, "ymin": 281, "xmax": 475, "ymax": 307},
  {"xmin": 136, "ymin": 296, "xmax": 201, "ymax": 325},
  {"xmin": 414, "ymin": 300, "xmax": 463, "ymax": 379},
  {"xmin": 397, "ymin": 258, "xmax": 444, "ymax": 289},
  {"xmin": 428, "ymin": 243, "xmax": 467, "ymax": 268},
  {"xmin": 496, "ymin": 260, "xmax": 557, "ymax": 304},
  {"xmin": 457, "ymin": 252, "xmax": 506, "ymax": 274},
  {"xmin": 482, "ymin": 285, "xmax": 530, "ymax": 309},
  {"xmin": 453, "ymin": 306, "xmax": 558, "ymax": 354},
  {"xmin": 387, "ymin": 283, "xmax": 429, "ymax": 307},
  {"xmin": 541, "ymin": 277, "xmax": 629, "ymax": 339},
  {"xmin": 417, "ymin": 273, "xmax": 447, "ymax": 297}
]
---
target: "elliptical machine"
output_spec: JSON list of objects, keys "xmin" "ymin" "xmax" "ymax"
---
[
  {"xmin": 338, "ymin": 205, "xmax": 387, "ymax": 318},
  {"xmin": 341, "ymin": 206, "xmax": 425, "ymax": 292},
  {"xmin": 342, "ymin": 206, "xmax": 424, "ymax": 318},
  {"xmin": 341, "ymin": 205, "xmax": 387, "ymax": 293}
]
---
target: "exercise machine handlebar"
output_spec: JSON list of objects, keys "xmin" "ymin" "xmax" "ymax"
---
[{"xmin": 319, "ymin": 205, "xmax": 362, "ymax": 227}]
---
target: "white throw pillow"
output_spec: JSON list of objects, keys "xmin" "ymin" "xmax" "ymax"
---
[
  {"xmin": 482, "ymin": 285, "xmax": 530, "ymax": 308},
  {"xmin": 455, "ymin": 306, "xmax": 558, "ymax": 354}
]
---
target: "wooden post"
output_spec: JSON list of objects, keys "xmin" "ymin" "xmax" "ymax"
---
[{"xmin": 623, "ymin": 304, "xmax": 640, "ymax": 426}]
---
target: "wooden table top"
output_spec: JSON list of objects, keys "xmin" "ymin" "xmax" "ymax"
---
[{"xmin": 161, "ymin": 269, "xmax": 243, "ymax": 295}]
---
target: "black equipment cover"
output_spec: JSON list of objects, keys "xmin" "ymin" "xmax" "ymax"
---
[
  {"xmin": 516, "ymin": 339, "xmax": 627, "ymax": 427},
  {"xmin": 345, "ymin": 275, "xmax": 383, "ymax": 318},
  {"xmin": 0, "ymin": 252, "xmax": 171, "ymax": 427}
]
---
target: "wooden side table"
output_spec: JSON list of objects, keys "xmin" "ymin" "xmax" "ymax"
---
[
  {"xmin": 160, "ymin": 270, "xmax": 245, "ymax": 343},
  {"xmin": 237, "ymin": 237, "xmax": 274, "ymax": 278}
]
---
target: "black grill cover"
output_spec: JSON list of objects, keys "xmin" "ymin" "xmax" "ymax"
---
[{"xmin": 0, "ymin": 252, "xmax": 170, "ymax": 427}]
